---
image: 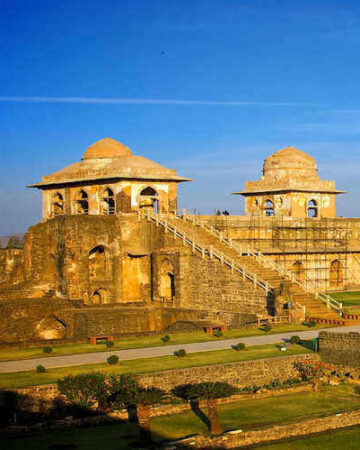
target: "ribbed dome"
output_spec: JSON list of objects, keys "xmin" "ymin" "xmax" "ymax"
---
[
  {"xmin": 263, "ymin": 146, "xmax": 317, "ymax": 178},
  {"xmin": 82, "ymin": 138, "xmax": 132, "ymax": 160}
]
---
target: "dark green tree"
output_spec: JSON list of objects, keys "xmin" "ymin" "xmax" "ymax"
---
[{"xmin": 173, "ymin": 382, "xmax": 237, "ymax": 435}]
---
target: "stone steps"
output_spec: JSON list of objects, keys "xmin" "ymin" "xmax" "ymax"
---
[{"xmin": 166, "ymin": 217, "xmax": 343, "ymax": 321}]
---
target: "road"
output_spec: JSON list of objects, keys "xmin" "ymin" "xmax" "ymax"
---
[{"xmin": 0, "ymin": 325, "xmax": 359, "ymax": 374}]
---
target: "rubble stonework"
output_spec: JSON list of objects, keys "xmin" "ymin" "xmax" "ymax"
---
[{"xmin": 1, "ymin": 139, "xmax": 360, "ymax": 343}]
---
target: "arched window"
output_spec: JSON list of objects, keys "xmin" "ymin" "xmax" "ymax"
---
[
  {"xmin": 264, "ymin": 199, "xmax": 274, "ymax": 216},
  {"xmin": 139, "ymin": 186, "xmax": 158, "ymax": 213},
  {"xmin": 159, "ymin": 259, "xmax": 175, "ymax": 301},
  {"xmin": 102, "ymin": 188, "xmax": 115, "ymax": 215},
  {"xmin": 292, "ymin": 261, "xmax": 305, "ymax": 281},
  {"xmin": 75, "ymin": 190, "xmax": 89, "ymax": 215},
  {"xmin": 89, "ymin": 245, "xmax": 107, "ymax": 279},
  {"xmin": 52, "ymin": 193, "xmax": 64, "ymax": 217},
  {"xmin": 330, "ymin": 260, "xmax": 343, "ymax": 288},
  {"xmin": 307, "ymin": 200, "xmax": 318, "ymax": 218}
]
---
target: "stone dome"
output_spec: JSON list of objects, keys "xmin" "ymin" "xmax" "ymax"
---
[
  {"xmin": 82, "ymin": 138, "xmax": 132, "ymax": 160},
  {"xmin": 263, "ymin": 146, "xmax": 318, "ymax": 178}
]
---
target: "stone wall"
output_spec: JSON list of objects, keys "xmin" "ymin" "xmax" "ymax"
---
[
  {"xmin": 319, "ymin": 331, "xmax": 360, "ymax": 367},
  {"xmin": 14, "ymin": 353, "xmax": 317, "ymax": 400},
  {"xmin": 0, "ymin": 248, "xmax": 24, "ymax": 286},
  {"xmin": 182, "ymin": 409, "xmax": 360, "ymax": 449},
  {"xmin": 139, "ymin": 353, "xmax": 317, "ymax": 391}
]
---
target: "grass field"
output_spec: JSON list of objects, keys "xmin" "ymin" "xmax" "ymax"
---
[
  {"xmin": 1, "ymin": 385, "xmax": 359, "ymax": 450},
  {"xmin": 331, "ymin": 290, "xmax": 360, "ymax": 306},
  {"xmin": 0, "ymin": 323, "xmax": 325, "ymax": 362},
  {"xmin": 0, "ymin": 342, "xmax": 311, "ymax": 388},
  {"xmin": 256, "ymin": 426, "xmax": 360, "ymax": 449}
]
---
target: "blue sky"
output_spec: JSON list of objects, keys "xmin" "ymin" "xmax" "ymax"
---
[{"xmin": 1, "ymin": 0, "xmax": 360, "ymax": 234}]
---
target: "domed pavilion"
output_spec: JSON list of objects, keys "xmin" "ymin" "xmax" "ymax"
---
[
  {"xmin": 29, "ymin": 138, "xmax": 191, "ymax": 219},
  {"xmin": 234, "ymin": 146, "xmax": 345, "ymax": 218}
]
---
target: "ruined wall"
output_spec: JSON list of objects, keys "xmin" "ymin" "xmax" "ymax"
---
[
  {"xmin": 319, "ymin": 331, "xmax": 360, "ymax": 367},
  {"xmin": 0, "ymin": 248, "xmax": 24, "ymax": 286}
]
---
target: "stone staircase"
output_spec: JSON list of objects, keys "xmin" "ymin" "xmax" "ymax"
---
[{"xmin": 140, "ymin": 211, "xmax": 346, "ymax": 323}]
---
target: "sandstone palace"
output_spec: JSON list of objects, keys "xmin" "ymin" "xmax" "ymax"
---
[{"xmin": 1, "ymin": 138, "xmax": 359, "ymax": 343}]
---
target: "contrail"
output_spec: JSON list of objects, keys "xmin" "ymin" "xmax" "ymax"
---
[{"xmin": 0, "ymin": 96, "xmax": 320, "ymax": 107}]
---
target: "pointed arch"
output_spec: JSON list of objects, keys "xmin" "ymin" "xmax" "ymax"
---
[
  {"xmin": 264, "ymin": 199, "xmax": 274, "ymax": 216},
  {"xmin": 159, "ymin": 259, "xmax": 175, "ymax": 301},
  {"xmin": 292, "ymin": 261, "xmax": 305, "ymax": 281},
  {"xmin": 139, "ymin": 186, "xmax": 159, "ymax": 214},
  {"xmin": 101, "ymin": 187, "xmax": 115, "ymax": 215},
  {"xmin": 307, "ymin": 199, "xmax": 318, "ymax": 218},
  {"xmin": 330, "ymin": 260, "xmax": 343, "ymax": 288},
  {"xmin": 75, "ymin": 189, "xmax": 89, "ymax": 215},
  {"xmin": 89, "ymin": 245, "xmax": 109, "ymax": 279},
  {"xmin": 91, "ymin": 288, "xmax": 110, "ymax": 304},
  {"xmin": 52, "ymin": 192, "xmax": 64, "ymax": 217}
]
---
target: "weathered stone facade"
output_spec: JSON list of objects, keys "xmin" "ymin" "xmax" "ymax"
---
[{"xmin": 1, "ymin": 139, "xmax": 359, "ymax": 342}]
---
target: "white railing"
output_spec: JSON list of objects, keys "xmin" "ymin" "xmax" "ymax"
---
[
  {"xmin": 174, "ymin": 210, "xmax": 343, "ymax": 316},
  {"xmin": 138, "ymin": 210, "xmax": 273, "ymax": 294}
]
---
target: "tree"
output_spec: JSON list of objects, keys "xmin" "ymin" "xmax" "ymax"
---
[
  {"xmin": 7, "ymin": 235, "xmax": 24, "ymax": 249},
  {"xmin": 114, "ymin": 378, "xmax": 166, "ymax": 445},
  {"xmin": 173, "ymin": 382, "xmax": 237, "ymax": 435}
]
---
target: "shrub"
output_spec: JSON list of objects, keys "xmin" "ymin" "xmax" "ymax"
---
[
  {"xmin": 262, "ymin": 324, "xmax": 272, "ymax": 332},
  {"xmin": 174, "ymin": 349, "xmax": 186, "ymax": 357},
  {"xmin": 106, "ymin": 341, "xmax": 114, "ymax": 348},
  {"xmin": 213, "ymin": 329, "xmax": 223, "ymax": 338},
  {"xmin": 233, "ymin": 342, "xmax": 245, "ymax": 351},
  {"xmin": 161, "ymin": 335, "xmax": 170, "ymax": 343},
  {"xmin": 36, "ymin": 365, "xmax": 46, "ymax": 373},
  {"xmin": 303, "ymin": 320, "xmax": 317, "ymax": 328},
  {"xmin": 57, "ymin": 371, "xmax": 108, "ymax": 408},
  {"xmin": 271, "ymin": 379, "xmax": 281, "ymax": 388},
  {"xmin": 107, "ymin": 355, "xmax": 119, "ymax": 365},
  {"xmin": 290, "ymin": 335, "xmax": 301, "ymax": 344},
  {"xmin": 42, "ymin": 346, "xmax": 53, "ymax": 354}
]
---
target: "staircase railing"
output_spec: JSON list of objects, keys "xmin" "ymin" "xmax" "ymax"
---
[
  {"xmin": 138, "ymin": 210, "xmax": 273, "ymax": 295},
  {"xmin": 175, "ymin": 210, "xmax": 343, "ymax": 316}
]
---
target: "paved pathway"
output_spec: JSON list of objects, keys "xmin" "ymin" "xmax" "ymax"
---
[{"xmin": 1, "ymin": 325, "xmax": 360, "ymax": 374}]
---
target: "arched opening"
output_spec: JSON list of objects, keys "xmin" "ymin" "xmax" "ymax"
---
[
  {"xmin": 264, "ymin": 199, "xmax": 274, "ymax": 216},
  {"xmin": 292, "ymin": 261, "xmax": 305, "ymax": 281},
  {"xmin": 159, "ymin": 259, "xmax": 175, "ymax": 303},
  {"xmin": 307, "ymin": 200, "xmax": 318, "ymax": 218},
  {"xmin": 90, "ymin": 289, "xmax": 110, "ymax": 304},
  {"xmin": 139, "ymin": 186, "xmax": 158, "ymax": 214},
  {"xmin": 102, "ymin": 188, "xmax": 115, "ymax": 215},
  {"xmin": 52, "ymin": 193, "xmax": 64, "ymax": 217},
  {"xmin": 89, "ymin": 245, "xmax": 107, "ymax": 279},
  {"xmin": 330, "ymin": 260, "xmax": 343, "ymax": 288},
  {"xmin": 75, "ymin": 190, "xmax": 89, "ymax": 215}
]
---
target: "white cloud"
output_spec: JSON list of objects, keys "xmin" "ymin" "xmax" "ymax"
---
[{"xmin": 0, "ymin": 96, "xmax": 320, "ymax": 107}]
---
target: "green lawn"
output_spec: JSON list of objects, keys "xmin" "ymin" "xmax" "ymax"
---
[
  {"xmin": 1, "ymin": 385, "xmax": 359, "ymax": 450},
  {"xmin": 0, "ymin": 323, "xmax": 326, "ymax": 362},
  {"xmin": 255, "ymin": 426, "xmax": 360, "ymax": 449},
  {"xmin": 331, "ymin": 291, "xmax": 360, "ymax": 306},
  {"xmin": 0, "ymin": 342, "xmax": 311, "ymax": 388}
]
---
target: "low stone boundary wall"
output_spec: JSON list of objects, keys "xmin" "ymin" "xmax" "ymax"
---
[
  {"xmin": 139, "ymin": 353, "xmax": 317, "ymax": 391},
  {"xmin": 13, "ymin": 353, "xmax": 317, "ymax": 400},
  {"xmin": 172, "ymin": 409, "xmax": 360, "ymax": 448}
]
